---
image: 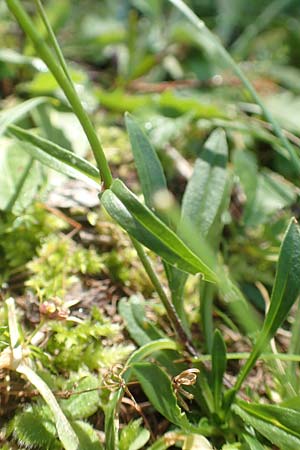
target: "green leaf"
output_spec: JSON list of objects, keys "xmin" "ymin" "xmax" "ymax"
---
[
  {"xmin": 233, "ymin": 149, "xmax": 258, "ymax": 224},
  {"xmin": 0, "ymin": 140, "xmax": 43, "ymax": 213},
  {"xmin": 125, "ymin": 112, "xmax": 167, "ymax": 211},
  {"xmin": 17, "ymin": 364, "xmax": 80, "ymax": 450},
  {"xmin": 12, "ymin": 405, "xmax": 59, "ymax": 450},
  {"xmin": 72, "ymin": 420, "xmax": 104, "ymax": 450},
  {"xmin": 181, "ymin": 128, "xmax": 228, "ymax": 239},
  {"xmin": 233, "ymin": 401, "xmax": 300, "ymax": 450},
  {"xmin": 180, "ymin": 129, "xmax": 229, "ymax": 347},
  {"xmin": 60, "ymin": 376, "xmax": 100, "ymax": 420},
  {"xmin": 8, "ymin": 125, "xmax": 100, "ymax": 187},
  {"xmin": 234, "ymin": 218, "xmax": 300, "ymax": 392},
  {"xmin": 119, "ymin": 296, "xmax": 165, "ymax": 346},
  {"xmin": 243, "ymin": 434, "xmax": 266, "ymax": 450},
  {"xmin": 125, "ymin": 113, "xmax": 186, "ymax": 319},
  {"xmin": 211, "ymin": 329, "xmax": 227, "ymax": 411},
  {"xmin": 119, "ymin": 419, "xmax": 150, "ymax": 450},
  {"xmin": 132, "ymin": 362, "xmax": 191, "ymax": 430},
  {"xmin": 0, "ymin": 97, "xmax": 47, "ymax": 137},
  {"xmin": 101, "ymin": 179, "xmax": 217, "ymax": 281}
]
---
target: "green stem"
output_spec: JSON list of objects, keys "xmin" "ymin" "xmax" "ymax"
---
[
  {"xmin": 33, "ymin": 0, "xmax": 72, "ymax": 84},
  {"xmin": 6, "ymin": 0, "xmax": 113, "ymax": 188},
  {"xmin": 192, "ymin": 352, "xmax": 300, "ymax": 363},
  {"xmin": 131, "ymin": 237, "xmax": 198, "ymax": 356},
  {"xmin": 168, "ymin": 0, "xmax": 300, "ymax": 173}
]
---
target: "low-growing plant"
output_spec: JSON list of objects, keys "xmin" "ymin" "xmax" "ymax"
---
[{"xmin": 1, "ymin": 1, "xmax": 300, "ymax": 449}]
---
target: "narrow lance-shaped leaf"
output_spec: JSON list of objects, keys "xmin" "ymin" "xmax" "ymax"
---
[
  {"xmin": 125, "ymin": 113, "xmax": 188, "ymax": 323},
  {"xmin": 132, "ymin": 362, "xmax": 192, "ymax": 431},
  {"xmin": 8, "ymin": 125, "xmax": 100, "ymax": 188},
  {"xmin": 211, "ymin": 329, "xmax": 227, "ymax": 412},
  {"xmin": 101, "ymin": 180, "xmax": 217, "ymax": 281},
  {"xmin": 243, "ymin": 434, "xmax": 266, "ymax": 450},
  {"xmin": 125, "ymin": 112, "xmax": 167, "ymax": 211},
  {"xmin": 180, "ymin": 129, "xmax": 229, "ymax": 349},
  {"xmin": 181, "ymin": 128, "xmax": 228, "ymax": 240},
  {"xmin": 0, "ymin": 97, "xmax": 47, "ymax": 137},
  {"xmin": 233, "ymin": 401, "xmax": 300, "ymax": 450},
  {"xmin": 233, "ymin": 218, "xmax": 300, "ymax": 393}
]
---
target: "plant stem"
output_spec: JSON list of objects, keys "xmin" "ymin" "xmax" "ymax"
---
[
  {"xmin": 33, "ymin": 0, "xmax": 72, "ymax": 84},
  {"xmin": 131, "ymin": 237, "xmax": 198, "ymax": 356},
  {"xmin": 6, "ymin": 0, "xmax": 113, "ymax": 188},
  {"xmin": 168, "ymin": 0, "xmax": 300, "ymax": 174}
]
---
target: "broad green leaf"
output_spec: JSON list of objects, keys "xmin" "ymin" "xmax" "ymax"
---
[
  {"xmin": 102, "ymin": 179, "xmax": 217, "ymax": 281},
  {"xmin": 132, "ymin": 362, "xmax": 191, "ymax": 430},
  {"xmin": 243, "ymin": 434, "xmax": 266, "ymax": 450},
  {"xmin": 8, "ymin": 125, "xmax": 100, "ymax": 187},
  {"xmin": 181, "ymin": 128, "xmax": 228, "ymax": 239},
  {"xmin": 125, "ymin": 112, "xmax": 167, "ymax": 210},
  {"xmin": 60, "ymin": 376, "xmax": 100, "ymax": 420},
  {"xmin": 104, "ymin": 339, "xmax": 178, "ymax": 450},
  {"xmin": 281, "ymin": 395, "xmax": 300, "ymax": 411},
  {"xmin": 0, "ymin": 97, "xmax": 47, "ymax": 137},
  {"xmin": 12, "ymin": 405, "xmax": 58, "ymax": 450},
  {"xmin": 0, "ymin": 139, "xmax": 43, "ymax": 213},
  {"xmin": 211, "ymin": 329, "xmax": 227, "ymax": 411},
  {"xmin": 233, "ymin": 401, "xmax": 300, "ymax": 450},
  {"xmin": 233, "ymin": 218, "xmax": 300, "ymax": 392}
]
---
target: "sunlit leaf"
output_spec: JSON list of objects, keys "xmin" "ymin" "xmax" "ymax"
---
[
  {"xmin": 233, "ymin": 401, "xmax": 300, "ymax": 450},
  {"xmin": 8, "ymin": 125, "xmax": 100, "ymax": 185},
  {"xmin": 101, "ymin": 180, "xmax": 217, "ymax": 280}
]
